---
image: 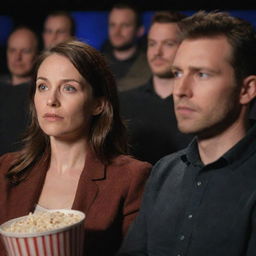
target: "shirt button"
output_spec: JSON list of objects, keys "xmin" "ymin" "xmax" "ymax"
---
[
  {"xmin": 196, "ymin": 181, "xmax": 202, "ymax": 186},
  {"xmin": 180, "ymin": 235, "xmax": 185, "ymax": 240},
  {"xmin": 188, "ymin": 214, "xmax": 193, "ymax": 219}
]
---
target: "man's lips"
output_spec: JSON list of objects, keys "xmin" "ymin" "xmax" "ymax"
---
[
  {"xmin": 112, "ymin": 35, "xmax": 124, "ymax": 40},
  {"xmin": 175, "ymin": 105, "xmax": 196, "ymax": 115},
  {"xmin": 151, "ymin": 58, "xmax": 168, "ymax": 65}
]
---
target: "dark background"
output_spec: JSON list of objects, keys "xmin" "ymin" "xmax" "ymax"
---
[
  {"xmin": 0, "ymin": 0, "xmax": 255, "ymax": 74},
  {"xmin": 1, "ymin": 0, "xmax": 256, "ymax": 34}
]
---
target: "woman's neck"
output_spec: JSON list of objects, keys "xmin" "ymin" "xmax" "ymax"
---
[{"xmin": 49, "ymin": 137, "xmax": 88, "ymax": 174}]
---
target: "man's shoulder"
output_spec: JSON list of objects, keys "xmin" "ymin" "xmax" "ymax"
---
[
  {"xmin": 143, "ymin": 149, "xmax": 187, "ymax": 192},
  {"xmin": 155, "ymin": 149, "xmax": 186, "ymax": 167},
  {"xmin": 119, "ymin": 84, "xmax": 148, "ymax": 98},
  {"xmin": 151, "ymin": 149, "xmax": 187, "ymax": 177},
  {"xmin": 119, "ymin": 84, "xmax": 151, "ymax": 115}
]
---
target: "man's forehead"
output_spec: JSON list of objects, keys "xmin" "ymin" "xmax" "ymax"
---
[
  {"xmin": 110, "ymin": 8, "xmax": 136, "ymax": 20},
  {"xmin": 175, "ymin": 37, "xmax": 232, "ymax": 61}
]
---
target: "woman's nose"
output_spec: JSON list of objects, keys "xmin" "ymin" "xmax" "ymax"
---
[{"xmin": 46, "ymin": 92, "xmax": 60, "ymax": 107}]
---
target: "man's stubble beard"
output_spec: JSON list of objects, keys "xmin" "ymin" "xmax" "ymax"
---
[{"xmin": 112, "ymin": 40, "xmax": 136, "ymax": 51}]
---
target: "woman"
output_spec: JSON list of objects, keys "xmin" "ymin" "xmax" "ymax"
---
[{"xmin": 0, "ymin": 40, "xmax": 151, "ymax": 255}]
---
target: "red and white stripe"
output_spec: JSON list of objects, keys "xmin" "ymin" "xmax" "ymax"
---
[{"xmin": 1, "ymin": 224, "xmax": 84, "ymax": 256}]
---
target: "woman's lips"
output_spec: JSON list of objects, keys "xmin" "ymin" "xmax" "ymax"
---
[{"xmin": 43, "ymin": 113, "xmax": 64, "ymax": 121}]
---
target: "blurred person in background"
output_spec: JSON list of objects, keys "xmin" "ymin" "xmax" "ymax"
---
[
  {"xmin": 119, "ymin": 11, "xmax": 192, "ymax": 164},
  {"xmin": 0, "ymin": 40, "xmax": 151, "ymax": 256},
  {"xmin": 0, "ymin": 25, "xmax": 39, "ymax": 86},
  {"xmin": 101, "ymin": 1, "xmax": 151, "ymax": 91},
  {"xmin": 0, "ymin": 25, "xmax": 40, "ymax": 155},
  {"xmin": 42, "ymin": 10, "xmax": 75, "ymax": 49}
]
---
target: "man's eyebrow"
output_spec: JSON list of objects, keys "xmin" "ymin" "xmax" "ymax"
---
[{"xmin": 170, "ymin": 65, "xmax": 181, "ymax": 70}]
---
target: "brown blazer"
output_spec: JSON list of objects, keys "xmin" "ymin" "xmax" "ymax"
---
[{"xmin": 0, "ymin": 151, "xmax": 151, "ymax": 256}]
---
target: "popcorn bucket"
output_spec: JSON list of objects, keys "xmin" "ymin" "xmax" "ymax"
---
[{"xmin": 0, "ymin": 209, "xmax": 85, "ymax": 256}]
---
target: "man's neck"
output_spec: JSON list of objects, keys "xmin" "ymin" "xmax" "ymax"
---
[
  {"xmin": 11, "ymin": 75, "xmax": 31, "ymax": 86},
  {"xmin": 197, "ymin": 115, "xmax": 250, "ymax": 165},
  {"xmin": 113, "ymin": 45, "xmax": 137, "ymax": 61},
  {"xmin": 153, "ymin": 76, "xmax": 174, "ymax": 99}
]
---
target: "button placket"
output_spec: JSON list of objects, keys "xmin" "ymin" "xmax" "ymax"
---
[{"xmin": 179, "ymin": 235, "xmax": 185, "ymax": 241}]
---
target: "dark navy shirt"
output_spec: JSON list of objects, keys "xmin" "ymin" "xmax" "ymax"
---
[
  {"xmin": 119, "ymin": 80, "xmax": 192, "ymax": 164},
  {"xmin": 0, "ymin": 82, "xmax": 31, "ymax": 155},
  {"xmin": 117, "ymin": 123, "xmax": 256, "ymax": 256}
]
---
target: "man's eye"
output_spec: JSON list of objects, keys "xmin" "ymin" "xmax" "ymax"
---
[
  {"xmin": 166, "ymin": 41, "xmax": 177, "ymax": 47},
  {"xmin": 173, "ymin": 70, "xmax": 182, "ymax": 78},
  {"xmin": 147, "ymin": 41, "xmax": 155, "ymax": 47},
  {"xmin": 198, "ymin": 72, "xmax": 209, "ymax": 78},
  {"xmin": 122, "ymin": 23, "xmax": 131, "ymax": 28}
]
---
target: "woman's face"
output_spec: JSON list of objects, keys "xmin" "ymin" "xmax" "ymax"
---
[{"xmin": 34, "ymin": 53, "xmax": 101, "ymax": 141}]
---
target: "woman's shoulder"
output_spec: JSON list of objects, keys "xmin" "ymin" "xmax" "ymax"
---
[
  {"xmin": 112, "ymin": 154, "xmax": 151, "ymax": 166},
  {"xmin": 0, "ymin": 152, "xmax": 18, "ymax": 164},
  {"xmin": 106, "ymin": 155, "xmax": 152, "ymax": 193},
  {"xmin": 0, "ymin": 152, "xmax": 19, "ymax": 175},
  {"xmin": 109, "ymin": 154, "xmax": 152, "ymax": 175}
]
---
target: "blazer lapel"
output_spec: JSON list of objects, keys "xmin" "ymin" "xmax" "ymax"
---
[{"xmin": 72, "ymin": 149, "xmax": 106, "ymax": 214}]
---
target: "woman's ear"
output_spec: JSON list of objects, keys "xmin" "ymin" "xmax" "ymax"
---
[
  {"xmin": 92, "ymin": 97, "xmax": 105, "ymax": 116},
  {"xmin": 240, "ymin": 75, "xmax": 256, "ymax": 105}
]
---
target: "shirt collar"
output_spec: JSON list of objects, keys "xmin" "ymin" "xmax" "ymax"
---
[
  {"xmin": 143, "ymin": 79, "xmax": 155, "ymax": 93},
  {"xmin": 143, "ymin": 79, "xmax": 172, "ymax": 100},
  {"xmin": 181, "ymin": 122, "xmax": 256, "ymax": 168},
  {"xmin": 222, "ymin": 121, "xmax": 256, "ymax": 165},
  {"xmin": 181, "ymin": 138, "xmax": 202, "ymax": 167}
]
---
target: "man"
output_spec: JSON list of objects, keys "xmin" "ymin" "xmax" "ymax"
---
[
  {"xmin": 119, "ymin": 11, "xmax": 191, "ymax": 164},
  {"xmin": 0, "ymin": 26, "xmax": 39, "ymax": 155},
  {"xmin": 42, "ymin": 10, "xmax": 75, "ymax": 49},
  {"xmin": 117, "ymin": 11, "xmax": 256, "ymax": 255},
  {"xmin": 102, "ymin": 2, "xmax": 151, "ymax": 91},
  {"xmin": 0, "ymin": 26, "xmax": 39, "ymax": 85}
]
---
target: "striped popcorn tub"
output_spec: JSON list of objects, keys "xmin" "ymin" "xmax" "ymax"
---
[{"xmin": 0, "ymin": 209, "xmax": 85, "ymax": 256}]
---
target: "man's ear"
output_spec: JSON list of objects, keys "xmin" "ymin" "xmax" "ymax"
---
[
  {"xmin": 92, "ymin": 97, "xmax": 105, "ymax": 116},
  {"xmin": 240, "ymin": 75, "xmax": 256, "ymax": 105},
  {"xmin": 136, "ymin": 25, "xmax": 145, "ymax": 38}
]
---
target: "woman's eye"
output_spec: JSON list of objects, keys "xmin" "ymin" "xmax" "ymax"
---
[
  {"xmin": 64, "ymin": 85, "xmax": 77, "ymax": 92},
  {"xmin": 37, "ymin": 84, "xmax": 48, "ymax": 91}
]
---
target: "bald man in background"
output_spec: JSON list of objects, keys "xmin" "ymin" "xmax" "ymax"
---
[{"xmin": 0, "ymin": 26, "xmax": 40, "ymax": 155}]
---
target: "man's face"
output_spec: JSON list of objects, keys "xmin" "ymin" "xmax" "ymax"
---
[
  {"xmin": 108, "ymin": 8, "xmax": 139, "ymax": 50},
  {"xmin": 172, "ymin": 36, "xmax": 242, "ymax": 138},
  {"xmin": 43, "ymin": 15, "xmax": 73, "ymax": 49},
  {"xmin": 7, "ymin": 28, "xmax": 38, "ymax": 78},
  {"xmin": 147, "ymin": 22, "xmax": 180, "ymax": 78}
]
